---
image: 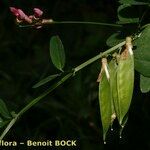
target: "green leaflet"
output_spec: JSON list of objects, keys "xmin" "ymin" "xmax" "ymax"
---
[
  {"xmin": 0, "ymin": 99, "xmax": 11, "ymax": 119},
  {"xmin": 106, "ymin": 33, "xmax": 124, "ymax": 47},
  {"xmin": 50, "ymin": 36, "xmax": 66, "ymax": 72},
  {"xmin": 0, "ymin": 117, "xmax": 9, "ymax": 128},
  {"xmin": 117, "ymin": 4, "xmax": 139, "ymax": 24},
  {"xmin": 119, "ymin": 0, "xmax": 149, "ymax": 5},
  {"xmin": 134, "ymin": 25, "xmax": 150, "ymax": 77},
  {"xmin": 140, "ymin": 74, "xmax": 150, "ymax": 93},
  {"xmin": 32, "ymin": 74, "xmax": 61, "ymax": 88},
  {"xmin": 117, "ymin": 49, "xmax": 134, "ymax": 125},
  {"xmin": 0, "ymin": 117, "xmax": 3, "ymax": 128},
  {"xmin": 99, "ymin": 61, "xmax": 112, "ymax": 142}
]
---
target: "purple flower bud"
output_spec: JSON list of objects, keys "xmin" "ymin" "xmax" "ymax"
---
[{"xmin": 33, "ymin": 8, "xmax": 43, "ymax": 18}]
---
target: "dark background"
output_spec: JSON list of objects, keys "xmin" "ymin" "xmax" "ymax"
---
[{"xmin": 0, "ymin": 0, "xmax": 150, "ymax": 149}]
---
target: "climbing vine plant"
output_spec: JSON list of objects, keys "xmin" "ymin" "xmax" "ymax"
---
[{"xmin": 0, "ymin": 0, "xmax": 150, "ymax": 144}]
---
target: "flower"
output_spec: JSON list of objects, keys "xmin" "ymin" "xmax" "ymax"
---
[
  {"xmin": 10, "ymin": 7, "xmax": 32, "ymax": 23},
  {"xmin": 33, "ymin": 8, "xmax": 43, "ymax": 18},
  {"xmin": 10, "ymin": 7, "xmax": 20, "ymax": 17},
  {"xmin": 10, "ymin": 7, "xmax": 44, "ymax": 28},
  {"xmin": 10, "ymin": 7, "xmax": 26, "ymax": 19},
  {"xmin": 17, "ymin": 9, "xmax": 27, "ymax": 20}
]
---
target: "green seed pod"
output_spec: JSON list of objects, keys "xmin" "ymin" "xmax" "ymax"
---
[
  {"xmin": 116, "ymin": 37, "xmax": 134, "ymax": 125},
  {"xmin": 98, "ymin": 58, "xmax": 112, "ymax": 143},
  {"xmin": 109, "ymin": 54, "xmax": 121, "ymax": 123},
  {"xmin": 119, "ymin": 114, "xmax": 128, "ymax": 138},
  {"xmin": 108, "ymin": 59, "xmax": 117, "ymax": 125}
]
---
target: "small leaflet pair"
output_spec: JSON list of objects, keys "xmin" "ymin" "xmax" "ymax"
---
[{"xmin": 97, "ymin": 37, "xmax": 134, "ymax": 143}]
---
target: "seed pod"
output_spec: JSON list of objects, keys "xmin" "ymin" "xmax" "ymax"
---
[
  {"xmin": 119, "ymin": 114, "xmax": 128, "ymax": 138},
  {"xmin": 109, "ymin": 55, "xmax": 119, "ymax": 123},
  {"xmin": 98, "ymin": 58, "xmax": 112, "ymax": 142},
  {"xmin": 116, "ymin": 37, "xmax": 134, "ymax": 125},
  {"xmin": 108, "ymin": 59, "xmax": 117, "ymax": 125}
]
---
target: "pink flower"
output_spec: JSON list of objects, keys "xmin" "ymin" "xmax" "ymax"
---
[
  {"xmin": 10, "ymin": 7, "xmax": 32, "ymax": 23},
  {"xmin": 10, "ymin": 7, "xmax": 26, "ymax": 19},
  {"xmin": 33, "ymin": 8, "xmax": 43, "ymax": 18},
  {"xmin": 10, "ymin": 7, "xmax": 44, "ymax": 27},
  {"xmin": 17, "ymin": 9, "xmax": 27, "ymax": 20},
  {"xmin": 10, "ymin": 7, "xmax": 20, "ymax": 17}
]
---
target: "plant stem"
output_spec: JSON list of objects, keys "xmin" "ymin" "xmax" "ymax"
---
[
  {"xmin": 0, "ymin": 117, "xmax": 18, "ymax": 140},
  {"xmin": 0, "ymin": 73, "xmax": 73, "ymax": 140},
  {"xmin": 52, "ymin": 21, "xmax": 122, "ymax": 27},
  {"xmin": 19, "ymin": 20, "xmax": 122, "ymax": 28},
  {"xmin": 0, "ymin": 41, "xmax": 125, "ymax": 140},
  {"xmin": 18, "ymin": 73, "xmax": 73, "ymax": 116},
  {"xmin": 74, "ymin": 41, "xmax": 125, "ymax": 73}
]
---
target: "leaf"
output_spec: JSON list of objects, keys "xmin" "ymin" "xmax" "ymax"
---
[
  {"xmin": 0, "ymin": 117, "xmax": 3, "ymax": 128},
  {"xmin": 99, "ymin": 66, "xmax": 112, "ymax": 142},
  {"xmin": 117, "ymin": 4, "xmax": 139, "ymax": 24},
  {"xmin": 0, "ymin": 117, "xmax": 9, "ymax": 128},
  {"xmin": 134, "ymin": 25, "xmax": 150, "ymax": 77},
  {"xmin": 0, "ymin": 120, "xmax": 9, "ymax": 128},
  {"xmin": 119, "ymin": 0, "xmax": 150, "ymax": 5},
  {"xmin": 134, "ymin": 59, "xmax": 150, "ymax": 77},
  {"xmin": 106, "ymin": 33, "xmax": 124, "ymax": 47},
  {"xmin": 50, "ymin": 36, "xmax": 66, "ymax": 71},
  {"xmin": 32, "ymin": 74, "xmax": 60, "ymax": 88},
  {"xmin": 0, "ymin": 99, "xmax": 11, "ymax": 119},
  {"xmin": 140, "ymin": 74, "xmax": 150, "ymax": 93}
]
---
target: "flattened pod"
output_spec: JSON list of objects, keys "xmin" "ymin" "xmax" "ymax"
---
[
  {"xmin": 110, "ymin": 54, "xmax": 122, "ymax": 123},
  {"xmin": 119, "ymin": 114, "xmax": 128, "ymax": 138},
  {"xmin": 108, "ymin": 59, "xmax": 117, "ymax": 125},
  {"xmin": 117, "ymin": 37, "xmax": 134, "ymax": 125},
  {"xmin": 98, "ymin": 58, "xmax": 112, "ymax": 142}
]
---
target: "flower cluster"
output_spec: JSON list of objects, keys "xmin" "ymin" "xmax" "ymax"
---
[{"xmin": 10, "ymin": 7, "xmax": 43, "ymax": 25}]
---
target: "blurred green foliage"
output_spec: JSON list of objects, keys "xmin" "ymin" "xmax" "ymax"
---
[{"xmin": 0, "ymin": 0, "xmax": 150, "ymax": 149}]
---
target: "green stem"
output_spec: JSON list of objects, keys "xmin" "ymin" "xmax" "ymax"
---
[
  {"xmin": 18, "ymin": 73, "xmax": 73, "ymax": 116},
  {"xmin": 52, "ymin": 21, "xmax": 122, "ymax": 27},
  {"xmin": 19, "ymin": 20, "xmax": 122, "ymax": 28},
  {"xmin": 0, "ymin": 73, "xmax": 72, "ymax": 140},
  {"xmin": 74, "ymin": 41, "xmax": 125, "ymax": 72},
  {"xmin": 0, "ymin": 40, "xmax": 125, "ymax": 140},
  {"xmin": 0, "ymin": 117, "xmax": 18, "ymax": 140}
]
